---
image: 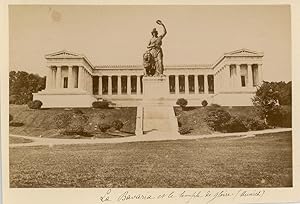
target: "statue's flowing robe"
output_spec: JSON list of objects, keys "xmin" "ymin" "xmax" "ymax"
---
[{"xmin": 148, "ymin": 36, "xmax": 164, "ymax": 75}]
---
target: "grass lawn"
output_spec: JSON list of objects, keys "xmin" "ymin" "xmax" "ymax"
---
[
  {"xmin": 9, "ymin": 137, "xmax": 33, "ymax": 144},
  {"xmin": 9, "ymin": 105, "xmax": 136, "ymax": 138},
  {"xmin": 9, "ymin": 131, "xmax": 292, "ymax": 188}
]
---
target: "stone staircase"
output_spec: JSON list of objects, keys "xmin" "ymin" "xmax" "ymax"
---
[{"xmin": 142, "ymin": 105, "xmax": 179, "ymax": 137}]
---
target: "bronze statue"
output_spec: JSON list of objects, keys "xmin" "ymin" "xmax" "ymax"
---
[{"xmin": 143, "ymin": 20, "xmax": 167, "ymax": 76}]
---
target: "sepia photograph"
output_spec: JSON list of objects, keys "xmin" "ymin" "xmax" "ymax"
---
[{"xmin": 7, "ymin": 4, "xmax": 293, "ymax": 191}]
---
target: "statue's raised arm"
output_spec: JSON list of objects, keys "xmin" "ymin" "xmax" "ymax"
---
[{"xmin": 156, "ymin": 20, "xmax": 167, "ymax": 38}]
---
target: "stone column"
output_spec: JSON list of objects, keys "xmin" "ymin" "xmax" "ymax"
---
[
  {"xmin": 166, "ymin": 75, "xmax": 170, "ymax": 93},
  {"xmin": 82, "ymin": 68, "xmax": 86, "ymax": 90},
  {"xmin": 225, "ymin": 65, "xmax": 230, "ymax": 91},
  {"xmin": 204, "ymin": 74, "xmax": 208, "ymax": 94},
  {"xmin": 86, "ymin": 71, "xmax": 89, "ymax": 92},
  {"xmin": 175, "ymin": 75, "xmax": 179, "ymax": 94},
  {"xmin": 68, "ymin": 66, "xmax": 73, "ymax": 89},
  {"xmin": 184, "ymin": 75, "xmax": 189, "ymax": 94},
  {"xmin": 84, "ymin": 70, "xmax": 87, "ymax": 91},
  {"xmin": 127, "ymin": 75, "xmax": 131, "ymax": 95},
  {"xmin": 89, "ymin": 73, "xmax": 92, "ymax": 92},
  {"xmin": 46, "ymin": 66, "xmax": 52, "ymax": 89},
  {"xmin": 135, "ymin": 106, "xmax": 143, "ymax": 136},
  {"xmin": 51, "ymin": 68, "xmax": 56, "ymax": 88},
  {"xmin": 86, "ymin": 71, "xmax": 89, "ymax": 91},
  {"xmin": 108, "ymin": 75, "xmax": 112, "ymax": 95},
  {"xmin": 236, "ymin": 64, "xmax": 241, "ymax": 88},
  {"xmin": 258, "ymin": 64, "xmax": 263, "ymax": 84},
  {"xmin": 78, "ymin": 67, "xmax": 83, "ymax": 90},
  {"xmin": 85, "ymin": 71, "xmax": 88, "ymax": 92},
  {"xmin": 88, "ymin": 73, "xmax": 92, "ymax": 93},
  {"xmin": 98, "ymin": 76, "xmax": 102, "ymax": 95},
  {"xmin": 219, "ymin": 69, "xmax": 223, "ymax": 92},
  {"xmin": 56, "ymin": 66, "xmax": 62, "ymax": 89},
  {"xmin": 117, "ymin": 75, "xmax": 122, "ymax": 95},
  {"xmin": 86, "ymin": 71, "xmax": 90, "ymax": 93},
  {"xmin": 82, "ymin": 69, "xmax": 86, "ymax": 90},
  {"xmin": 214, "ymin": 72, "xmax": 218, "ymax": 93},
  {"xmin": 137, "ymin": 75, "xmax": 141, "ymax": 95},
  {"xmin": 194, "ymin": 75, "xmax": 199, "ymax": 94},
  {"xmin": 247, "ymin": 64, "xmax": 253, "ymax": 87}
]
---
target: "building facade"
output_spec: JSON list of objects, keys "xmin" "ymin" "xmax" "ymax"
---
[{"xmin": 33, "ymin": 48, "xmax": 263, "ymax": 107}]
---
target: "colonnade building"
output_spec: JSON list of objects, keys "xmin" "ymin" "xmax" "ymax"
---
[{"xmin": 33, "ymin": 48, "xmax": 263, "ymax": 107}]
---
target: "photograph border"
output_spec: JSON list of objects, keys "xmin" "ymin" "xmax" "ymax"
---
[{"xmin": 1, "ymin": 0, "xmax": 300, "ymax": 204}]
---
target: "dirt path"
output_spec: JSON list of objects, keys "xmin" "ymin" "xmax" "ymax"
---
[{"xmin": 9, "ymin": 128, "xmax": 292, "ymax": 147}]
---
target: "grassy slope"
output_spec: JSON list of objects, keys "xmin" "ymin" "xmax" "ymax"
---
[
  {"xmin": 175, "ymin": 106, "xmax": 263, "ymax": 135},
  {"xmin": 10, "ymin": 131, "xmax": 292, "ymax": 188},
  {"xmin": 9, "ymin": 105, "xmax": 136, "ymax": 137}
]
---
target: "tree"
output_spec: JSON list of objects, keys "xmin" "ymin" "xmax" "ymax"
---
[
  {"xmin": 9, "ymin": 71, "xmax": 46, "ymax": 104},
  {"xmin": 277, "ymin": 81, "xmax": 291, "ymax": 105},
  {"xmin": 252, "ymin": 81, "xmax": 291, "ymax": 125}
]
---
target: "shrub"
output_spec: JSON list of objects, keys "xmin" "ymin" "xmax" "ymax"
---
[
  {"xmin": 54, "ymin": 112, "xmax": 73, "ymax": 129},
  {"xmin": 28, "ymin": 100, "xmax": 43, "ymax": 109},
  {"xmin": 244, "ymin": 117, "xmax": 268, "ymax": 131},
  {"xmin": 9, "ymin": 122, "xmax": 24, "ymax": 127},
  {"xmin": 9, "ymin": 114, "xmax": 13, "ymax": 122},
  {"xmin": 223, "ymin": 116, "xmax": 248, "ymax": 133},
  {"xmin": 92, "ymin": 101, "xmax": 109, "ymax": 109},
  {"xmin": 205, "ymin": 109, "xmax": 231, "ymax": 132},
  {"xmin": 98, "ymin": 123, "xmax": 111, "ymax": 132},
  {"xmin": 178, "ymin": 126, "xmax": 192, "ymax": 135},
  {"xmin": 176, "ymin": 98, "xmax": 188, "ymax": 110},
  {"xmin": 64, "ymin": 114, "xmax": 89, "ymax": 135},
  {"xmin": 201, "ymin": 100, "xmax": 208, "ymax": 107},
  {"xmin": 112, "ymin": 120, "xmax": 124, "ymax": 131},
  {"xmin": 9, "ymin": 95, "xmax": 17, "ymax": 104},
  {"xmin": 210, "ymin": 103, "xmax": 221, "ymax": 108},
  {"xmin": 73, "ymin": 109, "xmax": 84, "ymax": 115},
  {"xmin": 178, "ymin": 121, "xmax": 182, "ymax": 127},
  {"xmin": 267, "ymin": 106, "xmax": 291, "ymax": 128}
]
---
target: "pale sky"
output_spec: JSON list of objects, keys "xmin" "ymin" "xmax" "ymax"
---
[{"xmin": 9, "ymin": 5, "xmax": 291, "ymax": 82}]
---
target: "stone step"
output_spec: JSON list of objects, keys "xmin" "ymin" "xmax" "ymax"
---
[{"xmin": 142, "ymin": 105, "xmax": 179, "ymax": 136}]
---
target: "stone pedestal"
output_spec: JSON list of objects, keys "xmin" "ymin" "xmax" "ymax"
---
[
  {"xmin": 33, "ymin": 88, "xmax": 96, "ymax": 108},
  {"xmin": 142, "ymin": 76, "xmax": 169, "ymax": 101}
]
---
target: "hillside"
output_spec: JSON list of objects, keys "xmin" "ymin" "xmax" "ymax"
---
[{"xmin": 9, "ymin": 105, "xmax": 136, "ymax": 138}]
